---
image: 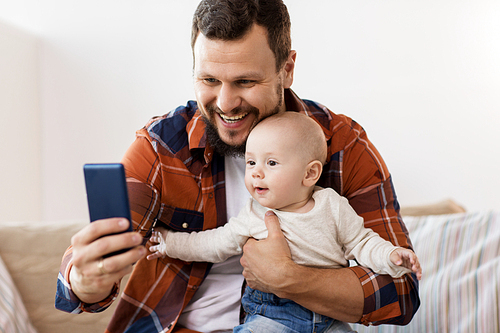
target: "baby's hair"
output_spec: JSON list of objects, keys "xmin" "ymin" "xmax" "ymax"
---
[{"xmin": 256, "ymin": 112, "xmax": 327, "ymax": 165}]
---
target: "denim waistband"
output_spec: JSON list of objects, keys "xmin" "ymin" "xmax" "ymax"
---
[{"xmin": 245, "ymin": 287, "xmax": 286, "ymax": 305}]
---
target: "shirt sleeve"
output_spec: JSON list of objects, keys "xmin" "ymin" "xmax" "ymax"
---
[
  {"xmin": 121, "ymin": 129, "xmax": 163, "ymax": 234},
  {"xmin": 329, "ymin": 116, "xmax": 420, "ymax": 326}
]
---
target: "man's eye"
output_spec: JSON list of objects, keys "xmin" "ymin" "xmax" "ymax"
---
[
  {"xmin": 238, "ymin": 80, "xmax": 255, "ymax": 86},
  {"xmin": 204, "ymin": 78, "xmax": 218, "ymax": 84}
]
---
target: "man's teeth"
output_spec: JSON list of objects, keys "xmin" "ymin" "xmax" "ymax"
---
[{"xmin": 219, "ymin": 113, "xmax": 248, "ymax": 123}]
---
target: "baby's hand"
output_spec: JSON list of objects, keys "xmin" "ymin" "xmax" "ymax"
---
[
  {"xmin": 390, "ymin": 248, "xmax": 422, "ymax": 280},
  {"xmin": 147, "ymin": 229, "xmax": 168, "ymax": 260}
]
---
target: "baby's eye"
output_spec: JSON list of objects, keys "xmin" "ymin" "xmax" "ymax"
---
[
  {"xmin": 247, "ymin": 160, "xmax": 256, "ymax": 166},
  {"xmin": 268, "ymin": 160, "xmax": 278, "ymax": 166}
]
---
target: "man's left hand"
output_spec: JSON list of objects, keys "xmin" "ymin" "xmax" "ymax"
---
[{"xmin": 240, "ymin": 210, "xmax": 294, "ymax": 296}]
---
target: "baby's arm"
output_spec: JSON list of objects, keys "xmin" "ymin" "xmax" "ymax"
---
[
  {"xmin": 146, "ymin": 220, "xmax": 249, "ymax": 263},
  {"xmin": 390, "ymin": 248, "xmax": 422, "ymax": 280},
  {"xmin": 337, "ymin": 196, "xmax": 422, "ymax": 279}
]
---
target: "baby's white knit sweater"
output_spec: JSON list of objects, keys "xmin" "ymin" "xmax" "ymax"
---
[{"xmin": 161, "ymin": 187, "xmax": 410, "ymax": 278}]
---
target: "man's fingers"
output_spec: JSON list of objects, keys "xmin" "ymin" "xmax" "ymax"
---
[
  {"xmin": 72, "ymin": 218, "xmax": 130, "ymax": 246},
  {"xmin": 71, "ymin": 222, "xmax": 143, "ymax": 271},
  {"xmin": 92, "ymin": 232, "xmax": 143, "ymax": 258}
]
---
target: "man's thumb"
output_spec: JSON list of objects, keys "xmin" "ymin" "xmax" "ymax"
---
[{"xmin": 264, "ymin": 211, "xmax": 282, "ymax": 236}]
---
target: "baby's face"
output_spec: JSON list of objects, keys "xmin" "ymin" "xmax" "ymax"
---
[{"xmin": 244, "ymin": 123, "xmax": 310, "ymax": 212}]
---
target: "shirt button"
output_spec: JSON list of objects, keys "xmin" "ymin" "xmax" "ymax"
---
[{"xmin": 182, "ymin": 222, "xmax": 189, "ymax": 229}]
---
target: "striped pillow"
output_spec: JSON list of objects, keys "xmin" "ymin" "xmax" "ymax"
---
[
  {"xmin": 0, "ymin": 255, "xmax": 38, "ymax": 333},
  {"xmin": 353, "ymin": 211, "xmax": 500, "ymax": 332}
]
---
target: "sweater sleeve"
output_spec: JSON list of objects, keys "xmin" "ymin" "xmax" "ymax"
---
[
  {"xmin": 161, "ymin": 200, "xmax": 253, "ymax": 263},
  {"xmin": 337, "ymin": 197, "xmax": 412, "ymax": 278}
]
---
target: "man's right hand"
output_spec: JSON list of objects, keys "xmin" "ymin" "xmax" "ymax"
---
[{"xmin": 69, "ymin": 218, "xmax": 146, "ymax": 304}]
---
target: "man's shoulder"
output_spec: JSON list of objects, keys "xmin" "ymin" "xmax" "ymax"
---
[
  {"xmin": 137, "ymin": 101, "xmax": 205, "ymax": 154},
  {"xmin": 299, "ymin": 98, "xmax": 364, "ymax": 142},
  {"xmin": 144, "ymin": 100, "xmax": 199, "ymax": 134}
]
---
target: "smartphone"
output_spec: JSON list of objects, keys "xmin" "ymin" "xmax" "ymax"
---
[{"xmin": 83, "ymin": 163, "xmax": 133, "ymax": 257}]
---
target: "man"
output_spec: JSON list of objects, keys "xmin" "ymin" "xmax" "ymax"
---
[{"xmin": 55, "ymin": 1, "xmax": 420, "ymax": 332}]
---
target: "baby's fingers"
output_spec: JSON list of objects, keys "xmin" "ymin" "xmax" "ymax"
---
[
  {"xmin": 147, "ymin": 252, "xmax": 163, "ymax": 260},
  {"xmin": 149, "ymin": 244, "xmax": 161, "ymax": 253},
  {"xmin": 412, "ymin": 257, "xmax": 423, "ymax": 280},
  {"xmin": 149, "ymin": 231, "xmax": 160, "ymax": 243}
]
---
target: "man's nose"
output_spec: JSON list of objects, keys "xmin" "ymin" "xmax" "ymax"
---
[{"xmin": 217, "ymin": 84, "xmax": 241, "ymax": 113}]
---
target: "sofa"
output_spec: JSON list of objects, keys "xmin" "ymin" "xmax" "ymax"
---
[
  {"xmin": 0, "ymin": 202, "xmax": 498, "ymax": 333},
  {"xmin": 352, "ymin": 208, "xmax": 500, "ymax": 333}
]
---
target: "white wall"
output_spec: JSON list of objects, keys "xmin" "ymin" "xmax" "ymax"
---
[
  {"xmin": 0, "ymin": 1, "xmax": 498, "ymax": 222},
  {"xmin": 0, "ymin": 21, "xmax": 41, "ymax": 222},
  {"xmin": 290, "ymin": 1, "xmax": 500, "ymax": 212}
]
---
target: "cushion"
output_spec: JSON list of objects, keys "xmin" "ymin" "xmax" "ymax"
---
[
  {"xmin": 353, "ymin": 211, "xmax": 500, "ymax": 332},
  {"xmin": 0, "ymin": 255, "xmax": 37, "ymax": 333}
]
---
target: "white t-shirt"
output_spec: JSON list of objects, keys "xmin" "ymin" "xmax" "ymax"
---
[{"xmin": 176, "ymin": 156, "xmax": 248, "ymax": 332}]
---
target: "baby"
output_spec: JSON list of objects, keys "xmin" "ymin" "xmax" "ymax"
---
[{"xmin": 148, "ymin": 112, "xmax": 422, "ymax": 333}]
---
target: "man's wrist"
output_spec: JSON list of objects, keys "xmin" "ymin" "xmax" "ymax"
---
[{"xmin": 272, "ymin": 260, "xmax": 310, "ymax": 299}]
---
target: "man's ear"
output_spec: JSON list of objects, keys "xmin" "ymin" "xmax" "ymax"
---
[
  {"xmin": 303, "ymin": 160, "xmax": 323, "ymax": 187},
  {"xmin": 282, "ymin": 50, "xmax": 296, "ymax": 89}
]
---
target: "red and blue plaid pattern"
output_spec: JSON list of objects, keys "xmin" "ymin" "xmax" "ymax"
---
[{"xmin": 56, "ymin": 89, "xmax": 419, "ymax": 332}]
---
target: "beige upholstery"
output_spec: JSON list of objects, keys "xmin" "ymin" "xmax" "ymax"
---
[{"xmin": 0, "ymin": 220, "xmax": 123, "ymax": 333}]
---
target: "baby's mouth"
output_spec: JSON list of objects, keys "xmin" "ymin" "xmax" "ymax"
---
[{"xmin": 255, "ymin": 187, "xmax": 268, "ymax": 194}]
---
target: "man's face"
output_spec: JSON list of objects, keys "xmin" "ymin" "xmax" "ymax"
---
[{"xmin": 193, "ymin": 24, "xmax": 295, "ymax": 154}]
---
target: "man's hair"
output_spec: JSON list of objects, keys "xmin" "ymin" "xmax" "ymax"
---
[{"xmin": 191, "ymin": 0, "xmax": 291, "ymax": 71}]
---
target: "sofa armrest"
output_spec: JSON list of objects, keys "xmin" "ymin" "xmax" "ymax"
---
[{"xmin": 400, "ymin": 199, "xmax": 466, "ymax": 216}]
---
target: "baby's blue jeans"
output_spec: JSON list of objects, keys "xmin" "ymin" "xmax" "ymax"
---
[{"xmin": 234, "ymin": 287, "xmax": 355, "ymax": 333}]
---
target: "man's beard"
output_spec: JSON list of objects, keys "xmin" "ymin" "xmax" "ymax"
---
[
  {"xmin": 202, "ymin": 101, "xmax": 282, "ymax": 157},
  {"xmin": 203, "ymin": 116, "xmax": 246, "ymax": 157}
]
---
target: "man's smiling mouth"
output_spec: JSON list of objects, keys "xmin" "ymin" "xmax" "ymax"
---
[{"xmin": 218, "ymin": 112, "xmax": 249, "ymax": 123}]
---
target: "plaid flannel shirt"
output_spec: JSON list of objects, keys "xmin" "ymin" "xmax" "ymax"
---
[{"xmin": 55, "ymin": 89, "xmax": 419, "ymax": 332}]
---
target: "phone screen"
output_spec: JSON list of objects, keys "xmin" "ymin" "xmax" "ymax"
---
[{"xmin": 83, "ymin": 163, "xmax": 133, "ymax": 256}]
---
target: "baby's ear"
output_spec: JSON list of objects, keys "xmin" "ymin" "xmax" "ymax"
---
[{"xmin": 303, "ymin": 160, "xmax": 323, "ymax": 187}]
